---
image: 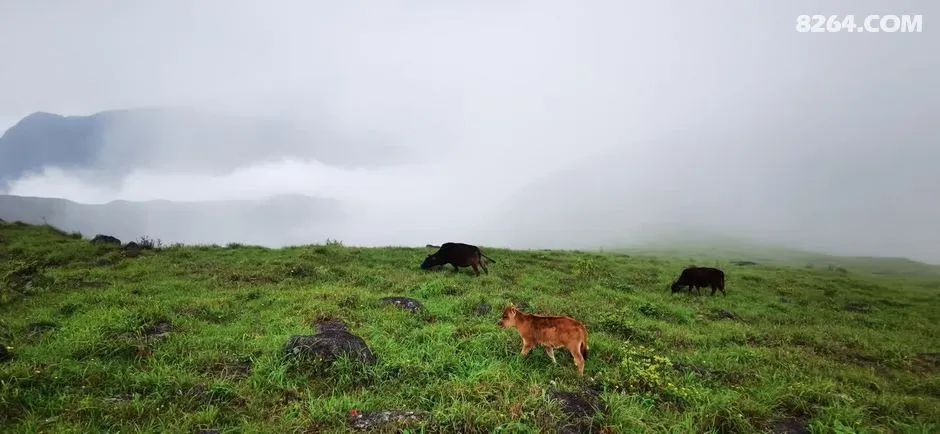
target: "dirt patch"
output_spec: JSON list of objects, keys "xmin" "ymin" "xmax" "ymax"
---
[
  {"xmin": 26, "ymin": 320, "xmax": 58, "ymax": 336},
  {"xmin": 911, "ymin": 352, "xmax": 939, "ymax": 373},
  {"xmin": 143, "ymin": 321, "xmax": 173, "ymax": 338},
  {"xmin": 315, "ymin": 320, "xmax": 349, "ymax": 333},
  {"xmin": 711, "ymin": 309, "xmax": 742, "ymax": 321},
  {"xmin": 280, "ymin": 390, "xmax": 302, "ymax": 406},
  {"xmin": 57, "ymin": 303, "xmax": 83, "ymax": 316},
  {"xmin": 473, "ymin": 302, "xmax": 492, "ymax": 317},
  {"xmin": 348, "ymin": 410, "xmax": 426, "ymax": 431},
  {"xmin": 549, "ymin": 388, "xmax": 605, "ymax": 434},
  {"xmin": 770, "ymin": 415, "xmax": 810, "ymax": 434},
  {"xmin": 551, "ymin": 390, "xmax": 601, "ymax": 417},
  {"xmin": 206, "ymin": 357, "xmax": 253, "ymax": 379},
  {"xmin": 3, "ymin": 261, "xmax": 45, "ymax": 292}
]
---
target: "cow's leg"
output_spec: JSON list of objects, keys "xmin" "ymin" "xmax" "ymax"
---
[
  {"xmin": 711, "ymin": 286, "xmax": 717, "ymax": 296},
  {"xmin": 481, "ymin": 258, "xmax": 489, "ymax": 274},
  {"xmin": 567, "ymin": 342, "xmax": 585, "ymax": 376},
  {"xmin": 521, "ymin": 340, "xmax": 535, "ymax": 357},
  {"xmin": 470, "ymin": 258, "xmax": 480, "ymax": 276},
  {"xmin": 452, "ymin": 263, "xmax": 460, "ymax": 272},
  {"xmin": 545, "ymin": 347, "xmax": 557, "ymax": 364}
]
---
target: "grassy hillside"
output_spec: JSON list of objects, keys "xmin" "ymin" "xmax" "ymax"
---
[
  {"xmin": 620, "ymin": 239, "xmax": 940, "ymax": 280},
  {"xmin": 1, "ymin": 222, "xmax": 938, "ymax": 433}
]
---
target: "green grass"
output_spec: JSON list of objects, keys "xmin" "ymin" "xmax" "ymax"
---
[
  {"xmin": 620, "ymin": 238, "xmax": 940, "ymax": 280},
  {"xmin": 1, "ymin": 222, "xmax": 938, "ymax": 433}
]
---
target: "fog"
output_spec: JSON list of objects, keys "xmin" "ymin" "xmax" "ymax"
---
[{"xmin": 1, "ymin": 1, "xmax": 938, "ymax": 262}]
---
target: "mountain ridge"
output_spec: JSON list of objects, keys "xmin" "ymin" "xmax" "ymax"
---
[
  {"xmin": 0, "ymin": 193, "xmax": 344, "ymax": 247},
  {"xmin": 0, "ymin": 108, "xmax": 402, "ymax": 188}
]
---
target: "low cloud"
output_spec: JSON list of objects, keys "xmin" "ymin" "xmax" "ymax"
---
[{"xmin": 1, "ymin": 1, "xmax": 938, "ymax": 262}]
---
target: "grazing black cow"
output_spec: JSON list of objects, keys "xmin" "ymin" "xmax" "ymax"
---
[
  {"xmin": 421, "ymin": 242, "xmax": 495, "ymax": 276},
  {"xmin": 671, "ymin": 267, "xmax": 726, "ymax": 296}
]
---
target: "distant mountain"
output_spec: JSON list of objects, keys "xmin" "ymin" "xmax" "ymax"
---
[
  {"xmin": 0, "ymin": 112, "xmax": 102, "ymax": 186},
  {"xmin": 0, "ymin": 108, "xmax": 401, "ymax": 188},
  {"xmin": 0, "ymin": 194, "xmax": 345, "ymax": 247}
]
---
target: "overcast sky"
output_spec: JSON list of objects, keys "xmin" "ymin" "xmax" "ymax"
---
[{"xmin": 1, "ymin": 1, "xmax": 937, "ymax": 262}]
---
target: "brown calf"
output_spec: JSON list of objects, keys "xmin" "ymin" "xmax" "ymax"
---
[{"xmin": 498, "ymin": 305, "xmax": 590, "ymax": 376}]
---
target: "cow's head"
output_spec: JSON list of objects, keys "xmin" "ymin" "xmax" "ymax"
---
[
  {"xmin": 498, "ymin": 305, "xmax": 520, "ymax": 328},
  {"xmin": 420, "ymin": 254, "xmax": 441, "ymax": 270},
  {"xmin": 670, "ymin": 280, "xmax": 682, "ymax": 293}
]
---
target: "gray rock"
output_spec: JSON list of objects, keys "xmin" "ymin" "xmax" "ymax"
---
[
  {"xmin": 381, "ymin": 297, "xmax": 424, "ymax": 314},
  {"xmin": 123, "ymin": 241, "xmax": 142, "ymax": 257},
  {"xmin": 91, "ymin": 234, "xmax": 121, "ymax": 245},
  {"xmin": 285, "ymin": 320, "xmax": 376, "ymax": 365}
]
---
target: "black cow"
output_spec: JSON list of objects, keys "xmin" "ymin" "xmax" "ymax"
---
[
  {"xmin": 421, "ymin": 242, "xmax": 495, "ymax": 276},
  {"xmin": 670, "ymin": 267, "xmax": 726, "ymax": 296}
]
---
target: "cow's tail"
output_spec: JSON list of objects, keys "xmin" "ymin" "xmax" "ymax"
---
[
  {"xmin": 720, "ymin": 272, "xmax": 726, "ymax": 290},
  {"xmin": 580, "ymin": 339, "xmax": 589, "ymax": 361},
  {"xmin": 478, "ymin": 248, "xmax": 495, "ymax": 263}
]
